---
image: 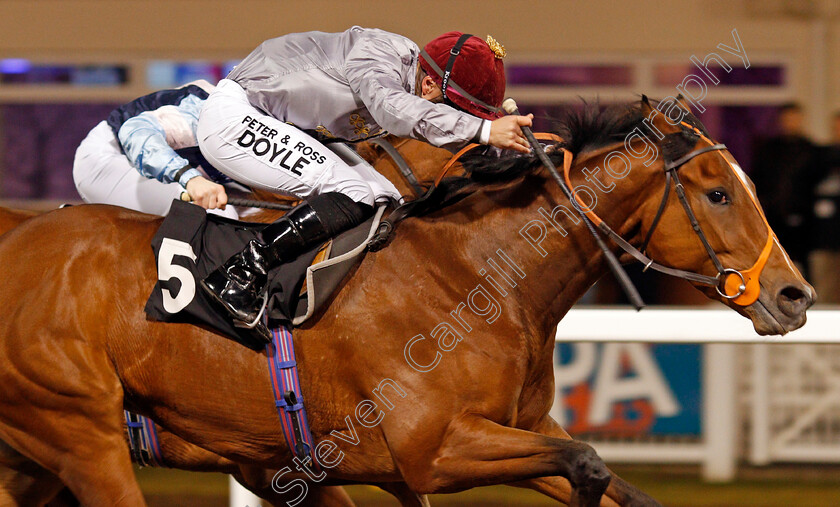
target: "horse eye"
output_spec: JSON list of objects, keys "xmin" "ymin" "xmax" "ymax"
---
[{"xmin": 707, "ymin": 190, "xmax": 729, "ymax": 205}]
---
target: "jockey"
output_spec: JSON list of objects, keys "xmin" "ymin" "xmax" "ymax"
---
[
  {"xmin": 73, "ymin": 80, "xmax": 239, "ymax": 218},
  {"xmin": 197, "ymin": 27, "xmax": 532, "ymax": 328}
]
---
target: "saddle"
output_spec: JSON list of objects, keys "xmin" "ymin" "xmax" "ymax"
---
[{"xmin": 144, "ymin": 199, "xmax": 384, "ymax": 347}]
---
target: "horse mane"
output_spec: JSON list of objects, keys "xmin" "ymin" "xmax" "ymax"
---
[{"xmin": 556, "ymin": 102, "xmax": 645, "ymax": 156}]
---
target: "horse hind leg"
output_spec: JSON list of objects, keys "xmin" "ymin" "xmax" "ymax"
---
[{"xmin": 400, "ymin": 414, "xmax": 610, "ymax": 507}]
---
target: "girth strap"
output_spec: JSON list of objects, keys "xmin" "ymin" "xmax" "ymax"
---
[
  {"xmin": 266, "ymin": 324, "xmax": 320, "ymax": 471},
  {"xmin": 124, "ymin": 410, "xmax": 165, "ymax": 468}
]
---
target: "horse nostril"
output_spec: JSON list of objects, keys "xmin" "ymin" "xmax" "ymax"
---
[{"xmin": 777, "ymin": 285, "xmax": 814, "ymax": 317}]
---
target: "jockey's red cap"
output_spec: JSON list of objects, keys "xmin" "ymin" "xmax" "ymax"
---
[{"xmin": 419, "ymin": 32, "xmax": 506, "ymax": 120}]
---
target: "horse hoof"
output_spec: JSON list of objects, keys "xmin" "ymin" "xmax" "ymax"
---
[{"xmin": 571, "ymin": 449, "xmax": 611, "ymax": 505}]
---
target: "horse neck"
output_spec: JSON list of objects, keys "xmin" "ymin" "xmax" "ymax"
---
[{"xmin": 406, "ymin": 144, "xmax": 656, "ymax": 339}]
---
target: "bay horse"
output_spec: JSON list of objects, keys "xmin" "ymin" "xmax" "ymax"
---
[{"xmin": 0, "ymin": 98, "xmax": 813, "ymax": 507}]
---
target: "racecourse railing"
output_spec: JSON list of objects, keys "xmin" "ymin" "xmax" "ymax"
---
[{"xmin": 552, "ymin": 307, "xmax": 840, "ymax": 482}]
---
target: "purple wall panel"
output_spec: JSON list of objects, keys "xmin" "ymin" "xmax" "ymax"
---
[
  {"xmin": 1, "ymin": 103, "xmax": 118, "ymax": 199},
  {"xmin": 508, "ymin": 65, "xmax": 633, "ymax": 86}
]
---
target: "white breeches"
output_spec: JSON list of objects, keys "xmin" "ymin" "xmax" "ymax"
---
[
  {"xmin": 73, "ymin": 121, "xmax": 239, "ymax": 218},
  {"xmin": 196, "ymin": 79, "xmax": 400, "ymax": 207}
]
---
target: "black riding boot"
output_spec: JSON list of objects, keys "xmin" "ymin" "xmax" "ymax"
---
[
  {"xmin": 201, "ymin": 202, "xmax": 331, "ymax": 327},
  {"xmin": 201, "ymin": 192, "xmax": 373, "ymax": 331}
]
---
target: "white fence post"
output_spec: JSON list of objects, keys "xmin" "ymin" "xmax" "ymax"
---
[
  {"xmin": 749, "ymin": 344, "xmax": 771, "ymax": 465},
  {"xmin": 702, "ymin": 343, "xmax": 736, "ymax": 482},
  {"xmin": 229, "ymin": 476, "xmax": 262, "ymax": 507}
]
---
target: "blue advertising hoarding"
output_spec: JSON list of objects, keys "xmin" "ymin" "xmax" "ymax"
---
[{"xmin": 553, "ymin": 343, "xmax": 702, "ymax": 436}]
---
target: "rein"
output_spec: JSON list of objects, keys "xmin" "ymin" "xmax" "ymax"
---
[
  {"xmin": 561, "ymin": 122, "xmax": 775, "ymax": 306},
  {"xmin": 369, "ymin": 137, "xmax": 426, "ymax": 197},
  {"xmin": 438, "ymin": 132, "xmax": 565, "ymax": 185}
]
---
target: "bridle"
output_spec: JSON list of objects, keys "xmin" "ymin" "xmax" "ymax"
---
[{"xmin": 562, "ymin": 121, "xmax": 775, "ymax": 306}]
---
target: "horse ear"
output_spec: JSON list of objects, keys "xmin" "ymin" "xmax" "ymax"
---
[
  {"xmin": 643, "ymin": 95, "xmax": 686, "ymax": 135},
  {"xmin": 675, "ymin": 94, "xmax": 692, "ymax": 113},
  {"xmin": 641, "ymin": 95, "xmax": 654, "ymax": 115}
]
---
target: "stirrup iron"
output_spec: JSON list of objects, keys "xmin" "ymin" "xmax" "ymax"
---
[{"xmin": 234, "ymin": 293, "xmax": 269, "ymax": 330}]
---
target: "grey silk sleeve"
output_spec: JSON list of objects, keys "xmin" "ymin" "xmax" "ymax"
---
[{"xmin": 344, "ymin": 35, "xmax": 484, "ymax": 152}]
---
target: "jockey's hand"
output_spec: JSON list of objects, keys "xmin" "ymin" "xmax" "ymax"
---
[
  {"xmin": 488, "ymin": 114, "xmax": 533, "ymax": 154},
  {"xmin": 185, "ymin": 176, "xmax": 228, "ymax": 210}
]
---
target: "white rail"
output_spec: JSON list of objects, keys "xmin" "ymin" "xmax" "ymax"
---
[
  {"xmin": 230, "ymin": 476, "xmax": 261, "ymax": 506},
  {"xmin": 554, "ymin": 307, "xmax": 840, "ymax": 344},
  {"xmin": 553, "ymin": 307, "xmax": 840, "ymax": 482}
]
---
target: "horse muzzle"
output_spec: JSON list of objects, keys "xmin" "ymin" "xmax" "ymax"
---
[{"xmin": 747, "ymin": 281, "xmax": 815, "ymax": 335}]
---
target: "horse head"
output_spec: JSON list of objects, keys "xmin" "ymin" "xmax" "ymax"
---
[
  {"xmin": 447, "ymin": 96, "xmax": 814, "ymax": 336},
  {"xmin": 627, "ymin": 96, "xmax": 814, "ymax": 334}
]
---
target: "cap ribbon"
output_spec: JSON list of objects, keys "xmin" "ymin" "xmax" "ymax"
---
[{"xmin": 440, "ymin": 33, "xmax": 473, "ymax": 101}]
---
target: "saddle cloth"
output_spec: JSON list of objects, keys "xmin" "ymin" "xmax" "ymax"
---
[{"xmin": 144, "ymin": 199, "xmax": 384, "ymax": 347}]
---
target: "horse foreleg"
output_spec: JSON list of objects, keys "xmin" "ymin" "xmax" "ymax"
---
[
  {"xmin": 0, "ymin": 456, "xmax": 67, "ymax": 506},
  {"xmin": 293, "ymin": 485, "xmax": 355, "ymax": 507},
  {"xmin": 401, "ymin": 414, "xmax": 610, "ymax": 507},
  {"xmin": 9, "ymin": 414, "xmax": 144, "ymax": 507},
  {"xmin": 44, "ymin": 488, "xmax": 80, "ymax": 507},
  {"xmin": 509, "ymin": 417, "xmax": 661, "ymax": 507},
  {"xmin": 0, "ymin": 438, "xmax": 84, "ymax": 507}
]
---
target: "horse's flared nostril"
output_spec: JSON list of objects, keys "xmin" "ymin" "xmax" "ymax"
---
[{"xmin": 777, "ymin": 284, "xmax": 814, "ymax": 318}]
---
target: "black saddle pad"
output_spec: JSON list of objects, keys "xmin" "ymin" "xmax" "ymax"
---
[{"xmin": 144, "ymin": 200, "xmax": 320, "ymax": 348}]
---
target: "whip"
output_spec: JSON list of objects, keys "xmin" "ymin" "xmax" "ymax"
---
[{"xmin": 180, "ymin": 192, "xmax": 293, "ymax": 210}]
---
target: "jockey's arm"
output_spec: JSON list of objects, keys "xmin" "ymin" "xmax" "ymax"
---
[
  {"xmin": 118, "ymin": 114, "xmax": 199, "ymax": 185},
  {"xmin": 118, "ymin": 114, "xmax": 227, "ymax": 210},
  {"xmin": 345, "ymin": 36, "xmax": 484, "ymax": 152}
]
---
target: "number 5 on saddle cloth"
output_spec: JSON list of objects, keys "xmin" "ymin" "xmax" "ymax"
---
[{"xmin": 144, "ymin": 198, "xmax": 384, "ymax": 346}]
